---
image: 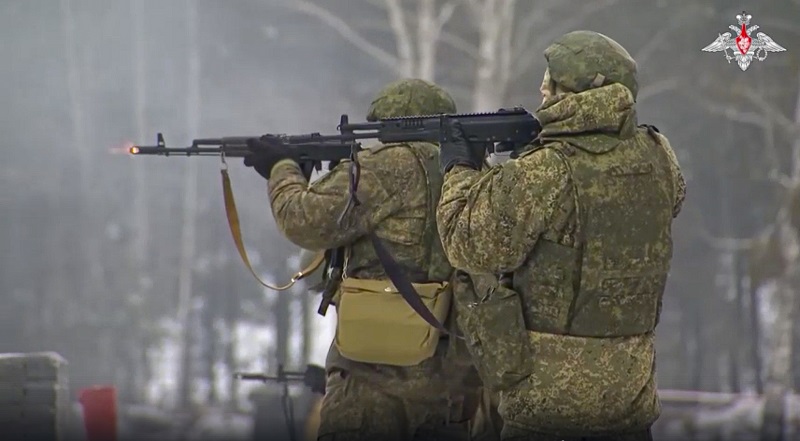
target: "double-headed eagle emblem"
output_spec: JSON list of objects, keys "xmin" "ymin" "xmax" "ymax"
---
[{"xmin": 702, "ymin": 11, "xmax": 786, "ymax": 71}]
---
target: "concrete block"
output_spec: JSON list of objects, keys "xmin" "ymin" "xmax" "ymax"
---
[{"xmin": 0, "ymin": 352, "xmax": 69, "ymax": 441}]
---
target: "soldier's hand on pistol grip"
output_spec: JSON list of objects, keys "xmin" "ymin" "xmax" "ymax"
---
[
  {"xmin": 438, "ymin": 117, "xmax": 484, "ymax": 174},
  {"xmin": 244, "ymin": 135, "xmax": 294, "ymax": 180}
]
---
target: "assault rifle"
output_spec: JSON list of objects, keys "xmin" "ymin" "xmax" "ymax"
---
[
  {"xmin": 234, "ymin": 364, "xmax": 326, "ymax": 394},
  {"xmin": 129, "ymin": 107, "xmax": 541, "ymax": 175},
  {"xmin": 235, "ymin": 364, "xmax": 326, "ymax": 441}
]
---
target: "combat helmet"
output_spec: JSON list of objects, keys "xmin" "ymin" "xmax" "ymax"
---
[
  {"xmin": 544, "ymin": 30, "xmax": 639, "ymax": 100},
  {"xmin": 366, "ymin": 78, "xmax": 456, "ymax": 121}
]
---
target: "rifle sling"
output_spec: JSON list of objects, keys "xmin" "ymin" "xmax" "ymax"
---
[
  {"xmin": 368, "ymin": 233, "xmax": 457, "ymax": 338},
  {"xmin": 221, "ymin": 167, "xmax": 325, "ymax": 290},
  {"xmin": 222, "ymin": 159, "xmax": 454, "ymax": 339}
]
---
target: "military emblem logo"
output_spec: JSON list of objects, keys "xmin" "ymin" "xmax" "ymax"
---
[{"xmin": 702, "ymin": 11, "xmax": 786, "ymax": 71}]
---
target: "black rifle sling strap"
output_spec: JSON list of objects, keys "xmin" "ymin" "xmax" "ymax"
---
[
  {"xmin": 340, "ymin": 144, "xmax": 452, "ymax": 337},
  {"xmin": 317, "ymin": 247, "xmax": 344, "ymax": 316},
  {"xmin": 368, "ymin": 234, "xmax": 451, "ymax": 336}
]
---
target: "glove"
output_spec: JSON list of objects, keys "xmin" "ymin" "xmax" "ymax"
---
[
  {"xmin": 243, "ymin": 135, "xmax": 292, "ymax": 180},
  {"xmin": 439, "ymin": 117, "xmax": 484, "ymax": 174}
]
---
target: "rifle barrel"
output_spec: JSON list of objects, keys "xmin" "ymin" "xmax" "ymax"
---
[{"xmin": 128, "ymin": 145, "xmax": 250, "ymax": 157}]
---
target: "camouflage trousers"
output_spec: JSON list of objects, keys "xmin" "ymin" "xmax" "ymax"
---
[
  {"xmin": 316, "ymin": 368, "xmax": 474, "ymax": 441},
  {"xmin": 317, "ymin": 338, "xmax": 486, "ymax": 441},
  {"xmin": 501, "ymin": 425, "xmax": 653, "ymax": 441}
]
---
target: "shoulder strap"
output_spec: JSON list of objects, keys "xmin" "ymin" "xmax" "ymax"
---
[
  {"xmin": 368, "ymin": 234, "xmax": 458, "ymax": 338},
  {"xmin": 346, "ymin": 143, "xmax": 460, "ymax": 338},
  {"xmin": 406, "ymin": 143, "xmax": 451, "ymax": 281}
]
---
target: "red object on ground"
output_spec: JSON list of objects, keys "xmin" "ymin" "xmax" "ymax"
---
[{"xmin": 78, "ymin": 386, "xmax": 118, "ymax": 441}]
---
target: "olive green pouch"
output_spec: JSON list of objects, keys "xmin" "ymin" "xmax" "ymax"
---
[
  {"xmin": 334, "ymin": 278, "xmax": 451, "ymax": 366},
  {"xmin": 452, "ymin": 272, "xmax": 534, "ymax": 391}
]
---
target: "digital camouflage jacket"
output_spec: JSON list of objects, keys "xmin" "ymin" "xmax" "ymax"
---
[{"xmin": 437, "ymin": 82, "xmax": 685, "ymax": 436}]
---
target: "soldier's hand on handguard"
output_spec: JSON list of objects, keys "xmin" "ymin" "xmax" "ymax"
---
[
  {"xmin": 438, "ymin": 116, "xmax": 484, "ymax": 174},
  {"xmin": 244, "ymin": 135, "xmax": 293, "ymax": 180}
]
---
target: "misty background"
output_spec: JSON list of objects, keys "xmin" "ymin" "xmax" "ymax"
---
[{"xmin": 2, "ymin": 0, "xmax": 800, "ymax": 438}]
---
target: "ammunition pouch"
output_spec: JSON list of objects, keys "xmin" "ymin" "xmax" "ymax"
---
[
  {"xmin": 452, "ymin": 272, "xmax": 534, "ymax": 392},
  {"xmin": 334, "ymin": 277, "xmax": 451, "ymax": 366}
]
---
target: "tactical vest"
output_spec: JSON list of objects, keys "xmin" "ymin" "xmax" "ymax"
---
[
  {"xmin": 514, "ymin": 126, "xmax": 675, "ymax": 338},
  {"xmin": 410, "ymin": 142, "xmax": 455, "ymax": 282},
  {"xmin": 333, "ymin": 142, "xmax": 456, "ymax": 367},
  {"xmin": 342, "ymin": 142, "xmax": 453, "ymax": 282}
]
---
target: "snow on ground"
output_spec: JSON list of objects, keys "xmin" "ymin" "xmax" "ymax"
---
[
  {"xmin": 89, "ymin": 251, "xmax": 796, "ymax": 440},
  {"xmin": 65, "ymin": 392, "xmax": 800, "ymax": 441},
  {"xmin": 143, "ymin": 260, "xmax": 336, "ymax": 410},
  {"xmin": 306, "ymin": 289, "xmax": 337, "ymax": 367},
  {"xmin": 651, "ymin": 392, "xmax": 800, "ymax": 441},
  {"xmin": 181, "ymin": 408, "xmax": 253, "ymax": 441},
  {"xmin": 70, "ymin": 402, "xmax": 255, "ymax": 441}
]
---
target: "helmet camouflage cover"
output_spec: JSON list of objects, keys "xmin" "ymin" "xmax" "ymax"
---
[
  {"xmin": 366, "ymin": 78, "xmax": 457, "ymax": 121},
  {"xmin": 544, "ymin": 30, "xmax": 639, "ymax": 100}
]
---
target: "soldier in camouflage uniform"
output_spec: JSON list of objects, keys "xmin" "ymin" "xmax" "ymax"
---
[
  {"xmin": 244, "ymin": 78, "xmax": 485, "ymax": 441},
  {"xmin": 435, "ymin": 31, "xmax": 687, "ymax": 441}
]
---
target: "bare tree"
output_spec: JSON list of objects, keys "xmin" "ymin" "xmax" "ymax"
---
[
  {"xmin": 465, "ymin": 0, "xmax": 626, "ymax": 109},
  {"xmin": 125, "ymin": 0, "xmax": 153, "ymax": 404},
  {"xmin": 292, "ymin": 0, "xmax": 456, "ymax": 81},
  {"xmin": 300, "ymin": 290, "xmax": 312, "ymax": 366},
  {"xmin": 289, "ymin": 0, "xmax": 620, "ymax": 110},
  {"xmin": 686, "ymin": 46, "xmax": 800, "ymax": 398},
  {"xmin": 747, "ymin": 76, "xmax": 800, "ymax": 395},
  {"xmin": 176, "ymin": 0, "xmax": 201, "ymax": 410},
  {"xmin": 50, "ymin": 0, "xmax": 85, "ymax": 357},
  {"xmin": 463, "ymin": 0, "xmax": 515, "ymax": 110},
  {"xmin": 59, "ymin": 0, "xmax": 106, "ymax": 316},
  {"xmin": 223, "ymin": 264, "xmax": 240, "ymax": 411},
  {"xmin": 60, "ymin": 0, "xmax": 130, "ymax": 392},
  {"xmin": 132, "ymin": 0, "xmax": 150, "ymax": 311}
]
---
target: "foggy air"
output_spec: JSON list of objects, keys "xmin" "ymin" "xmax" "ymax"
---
[{"xmin": 1, "ymin": 1, "xmax": 798, "ymax": 440}]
